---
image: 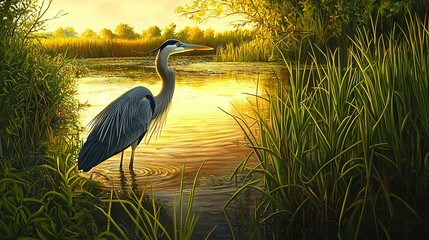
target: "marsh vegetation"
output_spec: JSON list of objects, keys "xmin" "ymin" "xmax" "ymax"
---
[{"xmin": 1, "ymin": 0, "xmax": 429, "ymax": 239}]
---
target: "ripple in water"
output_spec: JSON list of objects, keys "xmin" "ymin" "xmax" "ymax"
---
[
  {"xmin": 89, "ymin": 162, "xmax": 184, "ymax": 191},
  {"xmin": 77, "ymin": 59, "xmax": 278, "ymax": 238}
]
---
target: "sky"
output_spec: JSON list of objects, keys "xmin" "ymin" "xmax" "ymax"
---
[{"xmin": 43, "ymin": 0, "xmax": 236, "ymax": 35}]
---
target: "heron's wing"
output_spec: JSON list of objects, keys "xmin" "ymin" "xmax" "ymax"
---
[{"xmin": 78, "ymin": 86, "xmax": 155, "ymax": 171}]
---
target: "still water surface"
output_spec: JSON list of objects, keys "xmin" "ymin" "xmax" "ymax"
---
[{"xmin": 77, "ymin": 56, "xmax": 282, "ymax": 238}]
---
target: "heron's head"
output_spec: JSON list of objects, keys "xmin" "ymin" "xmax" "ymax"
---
[{"xmin": 155, "ymin": 39, "xmax": 213, "ymax": 56}]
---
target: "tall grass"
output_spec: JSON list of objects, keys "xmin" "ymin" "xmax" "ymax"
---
[
  {"xmin": 1, "ymin": 1, "xmax": 205, "ymax": 238},
  {"xmin": 0, "ymin": 30, "xmax": 102, "ymax": 237},
  {"xmin": 1, "ymin": 138, "xmax": 206, "ymax": 239},
  {"xmin": 40, "ymin": 29, "xmax": 256, "ymax": 59},
  {"xmin": 226, "ymin": 14, "xmax": 429, "ymax": 239},
  {"xmin": 40, "ymin": 38, "xmax": 165, "ymax": 58},
  {"xmin": 94, "ymin": 162, "xmax": 206, "ymax": 240},
  {"xmin": 216, "ymin": 38, "xmax": 274, "ymax": 62}
]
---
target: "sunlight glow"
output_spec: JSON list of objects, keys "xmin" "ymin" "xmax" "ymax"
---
[{"xmin": 44, "ymin": 0, "xmax": 236, "ymax": 34}]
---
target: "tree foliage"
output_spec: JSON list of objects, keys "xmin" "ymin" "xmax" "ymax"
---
[
  {"xmin": 52, "ymin": 27, "xmax": 78, "ymax": 38},
  {"xmin": 177, "ymin": 0, "xmax": 429, "ymax": 57},
  {"xmin": 99, "ymin": 28, "xmax": 115, "ymax": 39},
  {"xmin": 0, "ymin": 0, "xmax": 50, "ymax": 39},
  {"xmin": 163, "ymin": 23, "xmax": 177, "ymax": 39},
  {"xmin": 142, "ymin": 25, "xmax": 162, "ymax": 39},
  {"xmin": 81, "ymin": 28, "xmax": 99, "ymax": 38},
  {"xmin": 187, "ymin": 26, "xmax": 205, "ymax": 42},
  {"xmin": 115, "ymin": 23, "xmax": 138, "ymax": 39},
  {"xmin": 177, "ymin": 26, "xmax": 190, "ymax": 41}
]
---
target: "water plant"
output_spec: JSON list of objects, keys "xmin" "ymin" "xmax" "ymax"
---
[
  {"xmin": 216, "ymin": 38, "xmax": 274, "ymax": 62},
  {"xmin": 40, "ymin": 38, "xmax": 164, "ymax": 58},
  {"xmin": 226, "ymin": 14, "xmax": 429, "ymax": 239},
  {"xmin": 1, "ymin": 1, "xmax": 206, "ymax": 239},
  {"xmin": 94, "ymin": 162, "xmax": 206, "ymax": 240},
  {"xmin": 40, "ymin": 29, "xmax": 253, "ymax": 59}
]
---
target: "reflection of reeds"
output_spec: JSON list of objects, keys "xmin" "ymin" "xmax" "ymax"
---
[
  {"xmin": 227, "ymin": 15, "xmax": 429, "ymax": 239},
  {"xmin": 95, "ymin": 162, "xmax": 206, "ymax": 240}
]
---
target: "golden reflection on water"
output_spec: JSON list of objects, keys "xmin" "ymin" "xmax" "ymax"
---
[{"xmin": 77, "ymin": 58, "xmax": 280, "ymax": 192}]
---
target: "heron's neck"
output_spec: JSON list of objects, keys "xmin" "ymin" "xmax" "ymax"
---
[{"xmin": 154, "ymin": 51, "xmax": 175, "ymax": 118}]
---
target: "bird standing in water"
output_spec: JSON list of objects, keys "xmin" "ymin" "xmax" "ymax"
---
[{"xmin": 78, "ymin": 39, "xmax": 213, "ymax": 172}]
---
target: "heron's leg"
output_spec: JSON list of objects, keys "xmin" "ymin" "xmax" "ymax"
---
[
  {"xmin": 129, "ymin": 141, "xmax": 138, "ymax": 170},
  {"xmin": 119, "ymin": 151, "xmax": 124, "ymax": 170}
]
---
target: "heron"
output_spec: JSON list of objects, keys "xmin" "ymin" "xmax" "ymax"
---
[{"xmin": 78, "ymin": 39, "xmax": 213, "ymax": 172}]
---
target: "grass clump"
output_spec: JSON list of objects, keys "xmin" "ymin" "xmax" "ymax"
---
[
  {"xmin": 216, "ymin": 38, "xmax": 274, "ymax": 62},
  {"xmin": 227, "ymin": 14, "xmax": 429, "ymax": 239},
  {"xmin": 93, "ymin": 162, "xmax": 206, "ymax": 240},
  {"xmin": 0, "ymin": 1, "xmax": 103, "ymax": 238},
  {"xmin": 1, "ymin": 1, "xmax": 205, "ymax": 239},
  {"xmin": 40, "ymin": 38, "xmax": 165, "ymax": 58}
]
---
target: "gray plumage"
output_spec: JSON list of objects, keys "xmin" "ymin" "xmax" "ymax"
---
[
  {"xmin": 78, "ymin": 39, "xmax": 213, "ymax": 172},
  {"xmin": 78, "ymin": 87, "xmax": 154, "ymax": 171}
]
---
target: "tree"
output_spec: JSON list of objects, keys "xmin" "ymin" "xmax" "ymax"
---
[
  {"xmin": 99, "ymin": 28, "xmax": 115, "ymax": 39},
  {"xmin": 52, "ymin": 27, "xmax": 67, "ymax": 38},
  {"xmin": 51, "ymin": 27, "xmax": 77, "ymax": 38},
  {"xmin": 0, "ymin": 0, "xmax": 51, "ymax": 38},
  {"xmin": 203, "ymin": 28, "xmax": 215, "ymax": 40},
  {"xmin": 176, "ymin": 26, "xmax": 190, "ymax": 41},
  {"xmin": 115, "ymin": 23, "xmax": 137, "ymax": 39},
  {"xmin": 162, "ymin": 23, "xmax": 176, "ymax": 39},
  {"xmin": 142, "ymin": 26, "xmax": 161, "ymax": 39},
  {"xmin": 81, "ymin": 28, "xmax": 98, "ymax": 38},
  {"xmin": 176, "ymin": 0, "xmax": 306, "ymax": 53},
  {"xmin": 177, "ymin": 0, "xmax": 429, "ymax": 55},
  {"xmin": 187, "ymin": 26, "xmax": 204, "ymax": 43},
  {"xmin": 65, "ymin": 27, "xmax": 78, "ymax": 38},
  {"xmin": 203, "ymin": 28, "xmax": 216, "ymax": 46}
]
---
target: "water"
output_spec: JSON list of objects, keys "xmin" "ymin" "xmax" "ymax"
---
[{"xmin": 77, "ymin": 56, "xmax": 282, "ymax": 238}]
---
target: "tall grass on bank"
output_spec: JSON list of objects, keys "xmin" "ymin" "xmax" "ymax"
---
[
  {"xmin": 40, "ymin": 37, "xmax": 219, "ymax": 59},
  {"xmin": 40, "ymin": 28, "xmax": 257, "ymax": 59},
  {"xmin": 1, "ymin": 4, "xmax": 204, "ymax": 238},
  {"xmin": 1, "ymin": 139, "xmax": 206, "ymax": 239},
  {"xmin": 216, "ymin": 38, "xmax": 274, "ymax": 62},
  {"xmin": 40, "ymin": 38, "xmax": 165, "ymax": 58},
  {"xmin": 0, "ymin": 22, "xmax": 101, "ymax": 236},
  {"xmin": 226, "ymin": 15, "xmax": 429, "ymax": 239}
]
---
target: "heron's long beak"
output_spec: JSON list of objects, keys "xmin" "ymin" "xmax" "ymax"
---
[{"xmin": 179, "ymin": 42, "xmax": 214, "ymax": 51}]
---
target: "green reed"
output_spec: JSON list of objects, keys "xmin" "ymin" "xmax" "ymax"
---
[
  {"xmin": 0, "ymin": 27, "xmax": 102, "ymax": 237},
  {"xmin": 216, "ymin": 38, "xmax": 274, "ymax": 62},
  {"xmin": 41, "ymin": 38, "xmax": 165, "ymax": 58},
  {"xmin": 1, "ymin": 6, "xmax": 204, "ymax": 238},
  {"xmin": 1, "ymin": 1, "xmax": 208, "ymax": 238},
  {"xmin": 94, "ymin": 162, "xmax": 206, "ymax": 240},
  {"xmin": 40, "ymin": 28, "xmax": 253, "ymax": 59},
  {"xmin": 226, "ymin": 14, "xmax": 429, "ymax": 239}
]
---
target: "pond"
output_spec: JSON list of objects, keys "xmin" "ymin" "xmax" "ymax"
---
[{"xmin": 77, "ymin": 56, "xmax": 284, "ymax": 238}]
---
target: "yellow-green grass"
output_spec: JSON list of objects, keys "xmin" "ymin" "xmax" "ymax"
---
[
  {"xmin": 2, "ymin": 4, "xmax": 206, "ymax": 238},
  {"xmin": 216, "ymin": 38, "xmax": 274, "ymax": 62},
  {"xmin": 226, "ymin": 14, "xmax": 429, "ymax": 239},
  {"xmin": 40, "ymin": 29, "xmax": 257, "ymax": 60},
  {"xmin": 40, "ymin": 38, "xmax": 164, "ymax": 58}
]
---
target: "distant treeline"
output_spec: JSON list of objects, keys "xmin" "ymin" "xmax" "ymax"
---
[
  {"xmin": 40, "ymin": 24, "xmax": 269, "ymax": 60},
  {"xmin": 45, "ymin": 23, "xmax": 242, "ymax": 42}
]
